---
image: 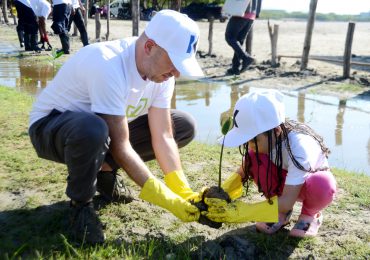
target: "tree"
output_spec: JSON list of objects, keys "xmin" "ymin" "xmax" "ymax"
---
[{"xmin": 1, "ymin": 0, "xmax": 9, "ymax": 24}]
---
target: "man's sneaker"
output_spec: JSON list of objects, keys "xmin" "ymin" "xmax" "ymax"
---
[
  {"xmin": 97, "ymin": 170, "xmax": 134, "ymax": 203},
  {"xmin": 69, "ymin": 201, "xmax": 105, "ymax": 244},
  {"xmin": 240, "ymin": 57, "xmax": 255, "ymax": 73},
  {"xmin": 226, "ymin": 67, "xmax": 240, "ymax": 75}
]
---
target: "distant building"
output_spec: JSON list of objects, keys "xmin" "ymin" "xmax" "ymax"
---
[{"xmin": 359, "ymin": 12, "xmax": 370, "ymax": 18}]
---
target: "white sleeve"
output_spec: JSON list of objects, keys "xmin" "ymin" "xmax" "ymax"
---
[
  {"xmin": 285, "ymin": 133, "xmax": 324, "ymax": 185},
  {"xmin": 40, "ymin": 0, "xmax": 51, "ymax": 18},
  {"xmin": 151, "ymin": 77, "xmax": 175, "ymax": 109}
]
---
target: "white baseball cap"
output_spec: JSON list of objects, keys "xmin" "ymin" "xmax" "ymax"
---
[
  {"xmin": 145, "ymin": 9, "xmax": 204, "ymax": 79},
  {"xmin": 221, "ymin": 90, "xmax": 286, "ymax": 147}
]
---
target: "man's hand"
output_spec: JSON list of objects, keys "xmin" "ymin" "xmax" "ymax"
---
[
  {"xmin": 80, "ymin": 6, "xmax": 86, "ymax": 16},
  {"xmin": 202, "ymin": 196, "xmax": 278, "ymax": 223},
  {"xmin": 140, "ymin": 177, "xmax": 200, "ymax": 222},
  {"xmin": 164, "ymin": 170, "xmax": 202, "ymax": 202}
]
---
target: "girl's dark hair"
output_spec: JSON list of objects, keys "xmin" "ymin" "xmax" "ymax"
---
[{"xmin": 240, "ymin": 119, "xmax": 330, "ymax": 199}]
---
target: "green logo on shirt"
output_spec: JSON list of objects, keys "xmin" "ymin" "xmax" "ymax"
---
[{"xmin": 126, "ymin": 98, "xmax": 148, "ymax": 118}]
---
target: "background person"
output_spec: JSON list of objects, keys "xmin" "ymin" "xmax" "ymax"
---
[
  {"xmin": 14, "ymin": 0, "xmax": 41, "ymax": 51},
  {"xmin": 51, "ymin": 0, "xmax": 72, "ymax": 54},
  {"xmin": 204, "ymin": 90, "xmax": 337, "ymax": 237},
  {"xmin": 30, "ymin": 0, "xmax": 52, "ymax": 50},
  {"xmin": 29, "ymin": 10, "xmax": 204, "ymax": 245},
  {"xmin": 225, "ymin": 0, "xmax": 262, "ymax": 75},
  {"xmin": 68, "ymin": 0, "xmax": 89, "ymax": 46}
]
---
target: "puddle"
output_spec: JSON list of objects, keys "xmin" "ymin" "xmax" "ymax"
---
[
  {"xmin": 174, "ymin": 81, "xmax": 370, "ymax": 175},
  {"xmin": 0, "ymin": 50, "xmax": 369, "ymax": 175},
  {"xmin": 0, "ymin": 42, "xmax": 55, "ymax": 95}
]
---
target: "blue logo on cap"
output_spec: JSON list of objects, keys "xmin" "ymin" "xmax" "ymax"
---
[{"xmin": 186, "ymin": 35, "xmax": 198, "ymax": 54}]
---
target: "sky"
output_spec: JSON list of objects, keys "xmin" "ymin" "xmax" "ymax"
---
[{"xmin": 262, "ymin": 0, "xmax": 370, "ymax": 15}]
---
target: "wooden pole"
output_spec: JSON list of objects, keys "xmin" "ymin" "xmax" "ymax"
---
[
  {"xmin": 208, "ymin": 17, "xmax": 214, "ymax": 55},
  {"xmin": 132, "ymin": 0, "xmax": 139, "ymax": 36},
  {"xmin": 95, "ymin": 12, "xmax": 101, "ymax": 41},
  {"xmin": 278, "ymin": 54, "xmax": 370, "ymax": 67},
  {"xmin": 343, "ymin": 22, "xmax": 356, "ymax": 78},
  {"xmin": 1, "ymin": 0, "xmax": 9, "ymax": 24},
  {"xmin": 245, "ymin": 27, "xmax": 253, "ymax": 55},
  {"xmin": 106, "ymin": 0, "xmax": 110, "ymax": 40},
  {"xmin": 84, "ymin": 0, "xmax": 89, "ymax": 26},
  {"xmin": 300, "ymin": 0, "xmax": 317, "ymax": 70},
  {"xmin": 267, "ymin": 20, "xmax": 279, "ymax": 66},
  {"xmin": 73, "ymin": 24, "xmax": 78, "ymax": 36}
]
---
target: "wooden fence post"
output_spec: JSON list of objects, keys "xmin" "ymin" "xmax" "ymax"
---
[
  {"xmin": 1, "ymin": 0, "xmax": 9, "ymax": 24},
  {"xmin": 245, "ymin": 27, "xmax": 253, "ymax": 55},
  {"xmin": 343, "ymin": 22, "xmax": 355, "ymax": 78},
  {"xmin": 95, "ymin": 12, "xmax": 101, "ymax": 41},
  {"xmin": 84, "ymin": 0, "xmax": 89, "ymax": 26},
  {"xmin": 73, "ymin": 24, "xmax": 78, "ymax": 36},
  {"xmin": 132, "ymin": 0, "xmax": 139, "ymax": 36},
  {"xmin": 106, "ymin": 0, "xmax": 110, "ymax": 41},
  {"xmin": 267, "ymin": 20, "xmax": 279, "ymax": 66},
  {"xmin": 301, "ymin": 0, "xmax": 317, "ymax": 70},
  {"xmin": 208, "ymin": 17, "xmax": 214, "ymax": 55}
]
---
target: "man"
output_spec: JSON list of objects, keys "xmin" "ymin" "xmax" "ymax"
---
[
  {"xmin": 30, "ymin": 0, "xmax": 52, "ymax": 50},
  {"xmin": 51, "ymin": 0, "xmax": 72, "ymax": 54},
  {"xmin": 29, "ymin": 10, "xmax": 204, "ymax": 244},
  {"xmin": 68, "ymin": 0, "xmax": 89, "ymax": 46},
  {"xmin": 14, "ymin": 0, "xmax": 42, "ymax": 51},
  {"xmin": 225, "ymin": 0, "xmax": 262, "ymax": 75}
]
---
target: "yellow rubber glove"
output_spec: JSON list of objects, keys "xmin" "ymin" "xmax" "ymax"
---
[
  {"xmin": 164, "ymin": 170, "xmax": 201, "ymax": 202},
  {"xmin": 139, "ymin": 177, "xmax": 200, "ymax": 222},
  {"xmin": 221, "ymin": 172, "xmax": 243, "ymax": 200},
  {"xmin": 202, "ymin": 196, "xmax": 278, "ymax": 223}
]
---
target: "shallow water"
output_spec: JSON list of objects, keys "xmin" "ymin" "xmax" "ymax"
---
[
  {"xmin": 0, "ymin": 43, "xmax": 369, "ymax": 175},
  {"xmin": 175, "ymin": 81, "xmax": 370, "ymax": 175}
]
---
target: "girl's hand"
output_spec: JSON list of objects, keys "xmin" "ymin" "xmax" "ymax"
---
[{"xmin": 202, "ymin": 196, "xmax": 278, "ymax": 223}]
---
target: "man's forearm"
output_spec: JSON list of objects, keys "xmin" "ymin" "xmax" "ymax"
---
[
  {"xmin": 153, "ymin": 135, "xmax": 182, "ymax": 174},
  {"xmin": 112, "ymin": 144, "xmax": 152, "ymax": 187}
]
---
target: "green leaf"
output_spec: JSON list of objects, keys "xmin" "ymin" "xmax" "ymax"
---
[{"xmin": 221, "ymin": 116, "xmax": 233, "ymax": 135}]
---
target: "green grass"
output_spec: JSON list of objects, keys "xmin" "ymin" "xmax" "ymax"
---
[{"xmin": 0, "ymin": 86, "xmax": 369, "ymax": 259}]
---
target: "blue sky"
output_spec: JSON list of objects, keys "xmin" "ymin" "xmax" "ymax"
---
[{"xmin": 262, "ymin": 0, "xmax": 370, "ymax": 15}]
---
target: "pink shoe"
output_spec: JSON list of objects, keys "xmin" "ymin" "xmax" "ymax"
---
[
  {"xmin": 289, "ymin": 212, "xmax": 323, "ymax": 237},
  {"xmin": 256, "ymin": 210, "xmax": 292, "ymax": 234}
]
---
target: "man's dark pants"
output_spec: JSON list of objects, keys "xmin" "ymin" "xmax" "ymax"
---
[
  {"xmin": 29, "ymin": 109, "xmax": 195, "ymax": 202},
  {"xmin": 51, "ymin": 3, "xmax": 72, "ymax": 53},
  {"xmin": 225, "ymin": 16, "xmax": 254, "ymax": 70},
  {"xmin": 14, "ymin": 1, "xmax": 39, "ymax": 50},
  {"xmin": 68, "ymin": 8, "xmax": 89, "ymax": 46}
]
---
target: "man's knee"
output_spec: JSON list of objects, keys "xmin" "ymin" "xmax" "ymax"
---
[
  {"xmin": 71, "ymin": 114, "xmax": 109, "ymax": 149},
  {"xmin": 171, "ymin": 110, "xmax": 196, "ymax": 148}
]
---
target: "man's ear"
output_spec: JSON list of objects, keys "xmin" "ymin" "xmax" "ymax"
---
[{"xmin": 144, "ymin": 39, "xmax": 156, "ymax": 55}]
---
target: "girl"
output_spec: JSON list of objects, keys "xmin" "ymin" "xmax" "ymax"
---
[{"xmin": 205, "ymin": 90, "xmax": 337, "ymax": 237}]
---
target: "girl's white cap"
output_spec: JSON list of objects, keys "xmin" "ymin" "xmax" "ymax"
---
[{"xmin": 222, "ymin": 90, "xmax": 286, "ymax": 147}]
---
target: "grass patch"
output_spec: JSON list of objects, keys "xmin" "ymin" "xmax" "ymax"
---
[{"xmin": 0, "ymin": 86, "xmax": 369, "ymax": 259}]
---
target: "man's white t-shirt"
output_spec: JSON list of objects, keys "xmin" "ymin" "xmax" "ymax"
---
[
  {"xmin": 16, "ymin": 0, "xmax": 32, "ymax": 8},
  {"xmin": 52, "ymin": 0, "xmax": 72, "ymax": 6},
  {"xmin": 30, "ymin": 0, "xmax": 51, "ymax": 18},
  {"xmin": 29, "ymin": 37, "xmax": 175, "ymax": 127},
  {"xmin": 71, "ymin": 0, "xmax": 79, "ymax": 9},
  {"xmin": 276, "ymin": 131, "xmax": 329, "ymax": 185}
]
